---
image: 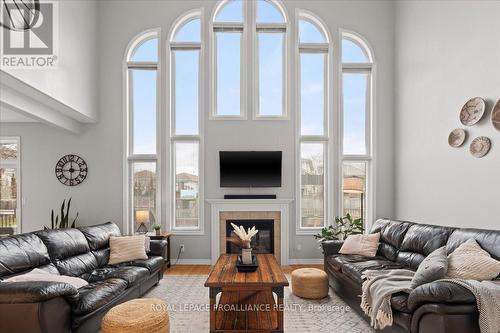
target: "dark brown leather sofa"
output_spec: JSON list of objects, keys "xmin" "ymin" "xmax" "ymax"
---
[
  {"xmin": 0, "ymin": 222, "xmax": 168, "ymax": 333},
  {"xmin": 323, "ymin": 218, "xmax": 500, "ymax": 333}
]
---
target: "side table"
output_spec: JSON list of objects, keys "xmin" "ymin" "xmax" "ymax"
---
[{"xmin": 148, "ymin": 232, "xmax": 173, "ymax": 268}]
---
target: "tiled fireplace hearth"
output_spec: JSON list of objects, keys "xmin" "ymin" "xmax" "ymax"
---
[{"xmin": 207, "ymin": 199, "xmax": 293, "ymax": 265}]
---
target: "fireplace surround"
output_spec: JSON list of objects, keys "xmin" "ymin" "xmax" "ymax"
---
[{"xmin": 207, "ymin": 198, "xmax": 293, "ymax": 265}]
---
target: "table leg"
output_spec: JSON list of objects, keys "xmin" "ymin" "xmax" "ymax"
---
[
  {"xmin": 209, "ymin": 287, "xmax": 222, "ymax": 333},
  {"xmin": 273, "ymin": 286, "xmax": 284, "ymax": 333},
  {"xmin": 166, "ymin": 236, "xmax": 171, "ymax": 268}
]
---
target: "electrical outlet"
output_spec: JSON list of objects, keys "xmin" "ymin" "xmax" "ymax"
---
[
  {"xmin": 296, "ymin": 243, "xmax": 302, "ymax": 251},
  {"xmin": 180, "ymin": 244, "xmax": 185, "ymax": 252}
]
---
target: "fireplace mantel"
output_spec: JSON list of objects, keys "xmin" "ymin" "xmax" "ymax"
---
[{"xmin": 207, "ymin": 198, "xmax": 293, "ymax": 265}]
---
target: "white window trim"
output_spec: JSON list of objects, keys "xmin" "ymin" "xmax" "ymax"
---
[
  {"xmin": 295, "ymin": 9, "xmax": 333, "ymax": 235},
  {"xmin": 123, "ymin": 28, "xmax": 162, "ymax": 235},
  {"xmin": 167, "ymin": 9, "xmax": 205, "ymax": 235},
  {"xmin": 253, "ymin": 0, "xmax": 289, "ymax": 120},
  {"xmin": 0, "ymin": 136, "xmax": 21, "ymax": 234},
  {"xmin": 338, "ymin": 29, "xmax": 376, "ymax": 231},
  {"xmin": 210, "ymin": 1, "xmax": 247, "ymax": 120}
]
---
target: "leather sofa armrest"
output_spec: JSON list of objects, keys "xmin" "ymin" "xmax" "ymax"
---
[
  {"xmin": 321, "ymin": 240, "xmax": 344, "ymax": 256},
  {"xmin": 150, "ymin": 239, "xmax": 168, "ymax": 257},
  {"xmin": 407, "ymin": 280, "xmax": 476, "ymax": 311},
  {"xmin": 0, "ymin": 281, "xmax": 79, "ymax": 305}
]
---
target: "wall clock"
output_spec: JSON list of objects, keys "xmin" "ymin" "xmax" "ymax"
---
[{"xmin": 55, "ymin": 154, "xmax": 88, "ymax": 186}]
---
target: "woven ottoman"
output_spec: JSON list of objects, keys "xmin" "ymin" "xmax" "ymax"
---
[
  {"xmin": 102, "ymin": 298, "xmax": 169, "ymax": 333},
  {"xmin": 291, "ymin": 268, "xmax": 329, "ymax": 299}
]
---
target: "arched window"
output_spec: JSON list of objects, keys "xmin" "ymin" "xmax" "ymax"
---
[
  {"xmin": 169, "ymin": 10, "xmax": 203, "ymax": 233},
  {"xmin": 297, "ymin": 11, "xmax": 330, "ymax": 232},
  {"xmin": 125, "ymin": 30, "xmax": 160, "ymax": 234},
  {"xmin": 340, "ymin": 30, "xmax": 374, "ymax": 226},
  {"xmin": 211, "ymin": 0, "xmax": 288, "ymax": 119}
]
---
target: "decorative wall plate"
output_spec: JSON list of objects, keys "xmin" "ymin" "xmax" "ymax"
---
[
  {"xmin": 492, "ymin": 98, "xmax": 500, "ymax": 131},
  {"xmin": 469, "ymin": 136, "xmax": 491, "ymax": 158},
  {"xmin": 460, "ymin": 97, "xmax": 485, "ymax": 126},
  {"xmin": 448, "ymin": 128, "xmax": 467, "ymax": 148}
]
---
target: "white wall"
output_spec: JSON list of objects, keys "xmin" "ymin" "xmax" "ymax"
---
[
  {"xmin": 1, "ymin": 0, "xmax": 396, "ymax": 261},
  {"xmin": 394, "ymin": 1, "xmax": 500, "ymax": 230},
  {"xmin": 2, "ymin": 0, "xmax": 99, "ymax": 120}
]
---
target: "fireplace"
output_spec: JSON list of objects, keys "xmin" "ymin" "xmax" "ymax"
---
[{"xmin": 226, "ymin": 220, "xmax": 274, "ymax": 254}]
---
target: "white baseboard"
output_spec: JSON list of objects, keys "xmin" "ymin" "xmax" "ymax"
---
[
  {"xmin": 287, "ymin": 259, "xmax": 323, "ymax": 265},
  {"xmin": 172, "ymin": 258, "xmax": 323, "ymax": 265},
  {"xmin": 175, "ymin": 259, "xmax": 212, "ymax": 265}
]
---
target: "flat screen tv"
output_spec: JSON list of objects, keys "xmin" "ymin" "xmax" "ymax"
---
[{"xmin": 219, "ymin": 151, "xmax": 282, "ymax": 187}]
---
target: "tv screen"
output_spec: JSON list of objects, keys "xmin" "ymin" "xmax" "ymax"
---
[{"xmin": 220, "ymin": 151, "xmax": 282, "ymax": 187}]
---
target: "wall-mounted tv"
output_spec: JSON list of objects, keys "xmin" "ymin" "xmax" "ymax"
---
[{"xmin": 219, "ymin": 151, "xmax": 282, "ymax": 188}]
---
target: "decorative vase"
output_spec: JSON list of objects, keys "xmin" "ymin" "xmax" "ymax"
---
[
  {"xmin": 242, "ymin": 248, "xmax": 253, "ymax": 265},
  {"xmin": 155, "ymin": 229, "xmax": 161, "ymax": 236}
]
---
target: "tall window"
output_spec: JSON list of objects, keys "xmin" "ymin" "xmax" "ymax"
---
[
  {"xmin": 0, "ymin": 137, "xmax": 20, "ymax": 235},
  {"xmin": 211, "ymin": 0, "xmax": 287, "ymax": 119},
  {"xmin": 297, "ymin": 13, "xmax": 329, "ymax": 231},
  {"xmin": 341, "ymin": 32, "xmax": 373, "ymax": 223},
  {"xmin": 170, "ymin": 11, "xmax": 203, "ymax": 232},
  {"xmin": 125, "ymin": 30, "xmax": 160, "ymax": 234}
]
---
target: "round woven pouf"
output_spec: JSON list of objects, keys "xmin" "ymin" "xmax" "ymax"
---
[
  {"xmin": 291, "ymin": 268, "xmax": 329, "ymax": 299},
  {"xmin": 102, "ymin": 298, "xmax": 169, "ymax": 333}
]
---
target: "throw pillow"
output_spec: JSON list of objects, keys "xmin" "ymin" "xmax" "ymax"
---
[
  {"xmin": 339, "ymin": 233, "xmax": 380, "ymax": 257},
  {"xmin": 447, "ymin": 239, "xmax": 500, "ymax": 280},
  {"xmin": 410, "ymin": 246, "xmax": 448, "ymax": 288},
  {"xmin": 6, "ymin": 269, "xmax": 88, "ymax": 289},
  {"xmin": 108, "ymin": 235, "xmax": 148, "ymax": 265}
]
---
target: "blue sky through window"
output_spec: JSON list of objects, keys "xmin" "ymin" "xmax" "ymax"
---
[
  {"xmin": 174, "ymin": 19, "xmax": 200, "ymax": 42},
  {"xmin": 175, "ymin": 51, "xmax": 199, "ymax": 135},
  {"xmin": 259, "ymin": 32, "xmax": 283, "ymax": 116},
  {"xmin": 132, "ymin": 70, "xmax": 156, "ymax": 154},
  {"xmin": 256, "ymin": 0, "xmax": 284, "ymax": 23},
  {"xmin": 131, "ymin": 38, "xmax": 157, "ymax": 62},
  {"xmin": 342, "ymin": 39, "xmax": 368, "ymax": 63},
  {"xmin": 299, "ymin": 20, "xmax": 325, "ymax": 43},
  {"xmin": 215, "ymin": 0, "xmax": 242, "ymax": 22},
  {"xmin": 217, "ymin": 32, "xmax": 241, "ymax": 116},
  {"xmin": 343, "ymin": 73, "xmax": 367, "ymax": 155},
  {"xmin": 301, "ymin": 53, "xmax": 325, "ymax": 135}
]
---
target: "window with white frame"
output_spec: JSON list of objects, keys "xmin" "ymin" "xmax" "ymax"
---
[
  {"xmin": 170, "ymin": 12, "xmax": 202, "ymax": 231},
  {"xmin": 297, "ymin": 13, "xmax": 330, "ymax": 231},
  {"xmin": 0, "ymin": 137, "xmax": 21, "ymax": 235},
  {"xmin": 341, "ymin": 32, "xmax": 373, "ymax": 224},
  {"xmin": 211, "ymin": 0, "xmax": 287, "ymax": 119},
  {"xmin": 125, "ymin": 31, "xmax": 160, "ymax": 234}
]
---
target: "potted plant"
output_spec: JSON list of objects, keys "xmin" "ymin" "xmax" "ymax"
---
[
  {"xmin": 228, "ymin": 223, "xmax": 259, "ymax": 264},
  {"xmin": 314, "ymin": 213, "xmax": 365, "ymax": 245},
  {"xmin": 153, "ymin": 224, "xmax": 162, "ymax": 236},
  {"xmin": 45, "ymin": 198, "xmax": 79, "ymax": 229}
]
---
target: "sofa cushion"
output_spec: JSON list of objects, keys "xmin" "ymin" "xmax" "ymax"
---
[
  {"xmin": 78, "ymin": 222, "xmax": 121, "ymax": 251},
  {"xmin": 410, "ymin": 246, "xmax": 448, "ymax": 288},
  {"xmin": 81, "ymin": 266, "xmax": 150, "ymax": 288},
  {"xmin": 114, "ymin": 256, "xmax": 163, "ymax": 273},
  {"xmin": 36, "ymin": 229, "xmax": 91, "ymax": 260},
  {"xmin": 341, "ymin": 258, "xmax": 406, "ymax": 284},
  {"xmin": 0, "ymin": 233, "xmax": 51, "ymax": 277},
  {"xmin": 325, "ymin": 254, "xmax": 370, "ymax": 271},
  {"xmin": 53, "ymin": 253, "xmax": 99, "ymax": 277},
  {"xmin": 447, "ymin": 228, "xmax": 500, "ymax": 261},
  {"xmin": 72, "ymin": 278, "xmax": 127, "ymax": 316},
  {"xmin": 397, "ymin": 224, "xmax": 454, "ymax": 270},
  {"xmin": 339, "ymin": 233, "xmax": 380, "ymax": 257},
  {"xmin": 370, "ymin": 219, "xmax": 413, "ymax": 261}
]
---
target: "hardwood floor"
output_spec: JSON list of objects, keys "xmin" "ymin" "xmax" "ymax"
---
[{"xmin": 165, "ymin": 264, "xmax": 324, "ymax": 275}]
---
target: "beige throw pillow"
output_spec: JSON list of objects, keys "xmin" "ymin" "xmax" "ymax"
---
[
  {"xmin": 447, "ymin": 239, "xmax": 500, "ymax": 280},
  {"xmin": 108, "ymin": 235, "xmax": 148, "ymax": 265},
  {"xmin": 339, "ymin": 233, "xmax": 380, "ymax": 257},
  {"xmin": 6, "ymin": 268, "xmax": 88, "ymax": 289}
]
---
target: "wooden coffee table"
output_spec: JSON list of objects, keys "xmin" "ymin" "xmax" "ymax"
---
[{"xmin": 205, "ymin": 254, "xmax": 289, "ymax": 333}]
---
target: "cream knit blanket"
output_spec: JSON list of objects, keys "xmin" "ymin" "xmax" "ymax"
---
[{"xmin": 361, "ymin": 269, "xmax": 500, "ymax": 333}]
